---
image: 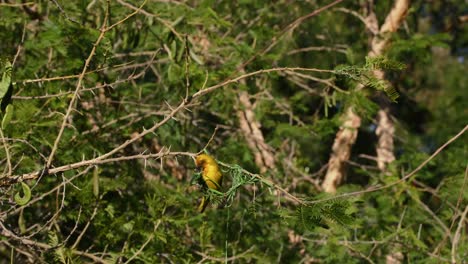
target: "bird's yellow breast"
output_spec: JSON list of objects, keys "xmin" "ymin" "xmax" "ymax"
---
[{"xmin": 196, "ymin": 154, "xmax": 222, "ymax": 190}]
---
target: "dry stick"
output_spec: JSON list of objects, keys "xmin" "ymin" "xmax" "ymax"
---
[
  {"xmin": 123, "ymin": 220, "xmax": 161, "ymax": 264},
  {"xmin": 287, "ymin": 45, "xmax": 348, "ymax": 55},
  {"xmin": 13, "ymin": 151, "xmax": 187, "ymax": 183},
  {"xmin": 334, "ymin": 7, "xmax": 376, "ymax": 34},
  {"xmin": 49, "ymin": 0, "xmax": 80, "ymax": 24},
  {"xmin": 80, "ymin": 110, "xmax": 167, "ymax": 136},
  {"xmin": 451, "ymin": 205, "xmax": 468, "ymax": 264},
  {"xmin": 193, "ymin": 67, "xmax": 332, "ymax": 98},
  {"xmin": 310, "ymin": 124, "xmax": 468, "ymax": 204},
  {"xmin": 407, "ymin": 189, "xmax": 452, "ymax": 239},
  {"xmin": 2, "ymin": 137, "xmax": 47, "ymax": 161},
  {"xmin": 60, "ymin": 206, "xmax": 82, "ymax": 247},
  {"xmin": 284, "ymin": 70, "xmax": 348, "ymax": 93},
  {"xmin": 15, "ymin": 64, "xmax": 152, "ymax": 100},
  {"xmin": 12, "ymin": 23, "xmax": 27, "ymax": 67},
  {"xmin": 343, "ymin": 242, "xmax": 376, "ymax": 264},
  {"xmin": 71, "ymin": 203, "xmax": 100, "ymax": 249},
  {"xmin": 432, "ymin": 164, "xmax": 468, "ymax": 256},
  {"xmin": 194, "ymin": 246, "xmax": 255, "ymax": 263},
  {"xmin": 445, "ymin": 164, "xmax": 468, "ymax": 262},
  {"xmin": 45, "ymin": 7, "xmax": 110, "ymax": 169},
  {"xmin": 198, "ymin": 125, "xmax": 219, "ymax": 155},
  {"xmin": 18, "ymin": 59, "xmax": 156, "ymax": 85},
  {"xmin": 116, "ymin": 0, "xmax": 183, "ymax": 41},
  {"xmin": 0, "ymin": 2, "xmax": 34, "ymax": 7},
  {"xmin": 453, "ymin": 164, "xmax": 468, "ymax": 219}
]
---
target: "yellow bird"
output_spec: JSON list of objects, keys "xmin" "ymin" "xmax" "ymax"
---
[{"xmin": 195, "ymin": 154, "xmax": 222, "ymax": 213}]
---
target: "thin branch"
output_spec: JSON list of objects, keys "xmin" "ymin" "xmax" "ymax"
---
[
  {"xmin": 49, "ymin": 0, "xmax": 80, "ymax": 24},
  {"xmin": 193, "ymin": 67, "xmax": 333, "ymax": 98},
  {"xmin": 198, "ymin": 125, "xmax": 219, "ymax": 154},
  {"xmin": 287, "ymin": 45, "xmax": 347, "ymax": 55},
  {"xmin": 284, "ymin": 70, "xmax": 348, "ymax": 93},
  {"xmin": 451, "ymin": 205, "xmax": 468, "ymax": 264},
  {"xmin": 194, "ymin": 246, "xmax": 255, "ymax": 263},
  {"xmin": 45, "ymin": 4, "xmax": 111, "ymax": 168},
  {"xmin": 12, "ymin": 23, "xmax": 27, "ymax": 67},
  {"xmin": 0, "ymin": 2, "xmax": 34, "ymax": 7},
  {"xmin": 124, "ymin": 220, "xmax": 161, "ymax": 264},
  {"xmin": 116, "ymin": 0, "xmax": 183, "ymax": 40},
  {"xmin": 334, "ymin": 8, "xmax": 368, "ymax": 27},
  {"xmin": 71, "ymin": 202, "xmax": 100, "ymax": 249},
  {"xmin": 407, "ymin": 189, "xmax": 451, "ymax": 239}
]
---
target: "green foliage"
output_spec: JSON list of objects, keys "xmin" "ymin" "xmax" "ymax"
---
[
  {"xmin": 0, "ymin": 1, "xmax": 466, "ymax": 263},
  {"xmin": 388, "ymin": 33, "xmax": 451, "ymax": 62},
  {"xmin": 223, "ymin": 164, "xmax": 260, "ymax": 205},
  {"xmin": 334, "ymin": 56, "xmax": 405, "ymax": 101},
  {"xmin": 296, "ymin": 199, "xmax": 355, "ymax": 232}
]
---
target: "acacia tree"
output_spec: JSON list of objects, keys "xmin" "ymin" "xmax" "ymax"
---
[{"xmin": 0, "ymin": 0, "xmax": 466, "ymax": 263}]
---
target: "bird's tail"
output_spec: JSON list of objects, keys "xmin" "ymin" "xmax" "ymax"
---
[{"xmin": 197, "ymin": 196, "xmax": 210, "ymax": 213}]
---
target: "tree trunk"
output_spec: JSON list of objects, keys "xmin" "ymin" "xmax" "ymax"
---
[
  {"xmin": 322, "ymin": 0, "xmax": 410, "ymax": 192},
  {"xmin": 322, "ymin": 108, "xmax": 361, "ymax": 193},
  {"xmin": 376, "ymin": 108, "xmax": 396, "ymax": 171},
  {"xmin": 236, "ymin": 90, "xmax": 275, "ymax": 173}
]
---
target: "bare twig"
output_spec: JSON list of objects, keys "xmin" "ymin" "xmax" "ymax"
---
[
  {"xmin": 49, "ymin": 0, "xmax": 80, "ymax": 24},
  {"xmin": 451, "ymin": 205, "xmax": 468, "ymax": 264},
  {"xmin": 194, "ymin": 245, "xmax": 255, "ymax": 263},
  {"xmin": 45, "ymin": 4, "xmax": 111, "ymax": 168},
  {"xmin": 124, "ymin": 220, "xmax": 161, "ymax": 264},
  {"xmin": 71, "ymin": 202, "xmax": 100, "ymax": 249},
  {"xmin": 0, "ymin": 2, "xmax": 34, "ymax": 7},
  {"xmin": 287, "ymin": 45, "xmax": 347, "ymax": 55}
]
